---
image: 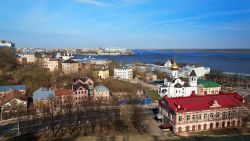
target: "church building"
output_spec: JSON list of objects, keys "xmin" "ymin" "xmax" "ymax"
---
[{"xmin": 158, "ymin": 60, "xmax": 197, "ymax": 98}]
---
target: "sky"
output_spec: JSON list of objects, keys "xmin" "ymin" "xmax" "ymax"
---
[{"xmin": 1, "ymin": 0, "xmax": 250, "ymax": 49}]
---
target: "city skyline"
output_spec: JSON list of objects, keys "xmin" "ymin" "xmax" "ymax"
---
[{"xmin": 1, "ymin": 0, "xmax": 250, "ymax": 49}]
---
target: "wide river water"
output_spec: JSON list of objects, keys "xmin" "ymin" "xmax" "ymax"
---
[{"xmin": 76, "ymin": 50, "xmax": 250, "ymax": 74}]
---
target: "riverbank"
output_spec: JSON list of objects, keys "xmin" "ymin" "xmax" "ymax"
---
[{"xmin": 76, "ymin": 50, "xmax": 250, "ymax": 74}]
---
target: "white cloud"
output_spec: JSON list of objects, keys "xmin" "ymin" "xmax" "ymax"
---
[
  {"xmin": 76, "ymin": 0, "xmax": 105, "ymax": 6},
  {"xmin": 145, "ymin": 9, "xmax": 250, "ymax": 28},
  {"xmin": 75, "ymin": 0, "xmax": 149, "ymax": 7}
]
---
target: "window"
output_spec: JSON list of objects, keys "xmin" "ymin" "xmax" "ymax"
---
[
  {"xmin": 179, "ymin": 116, "xmax": 182, "ymax": 122},
  {"xmin": 222, "ymin": 112, "xmax": 227, "ymax": 119},
  {"xmin": 197, "ymin": 114, "xmax": 201, "ymax": 120},
  {"xmin": 204, "ymin": 113, "xmax": 207, "ymax": 119},
  {"xmin": 228, "ymin": 111, "xmax": 232, "ymax": 118},
  {"xmin": 187, "ymin": 115, "xmax": 190, "ymax": 121},
  {"xmin": 216, "ymin": 112, "xmax": 220, "ymax": 118},
  {"xmin": 192, "ymin": 115, "xmax": 196, "ymax": 120},
  {"xmin": 210, "ymin": 113, "xmax": 214, "ymax": 118}
]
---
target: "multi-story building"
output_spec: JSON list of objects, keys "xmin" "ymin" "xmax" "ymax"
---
[
  {"xmin": 158, "ymin": 61, "xmax": 197, "ymax": 98},
  {"xmin": 32, "ymin": 88, "xmax": 55, "ymax": 108},
  {"xmin": 114, "ymin": 66, "xmax": 133, "ymax": 79},
  {"xmin": 46, "ymin": 59, "xmax": 61, "ymax": 72},
  {"xmin": 72, "ymin": 77, "xmax": 94, "ymax": 105},
  {"xmin": 54, "ymin": 89, "xmax": 73, "ymax": 105},
  {"xmin": 180, "ymin": 65, "xmax": 210, "ymax": 78},
  {"xmin": 93, "ymin": 85, "xmax": 110, "ymax": 101},
  {"xmin": 96, "ymin": 69, "xmax": 109, "ymax": 79},
  {"xmin": 62, "ymin": 59, "xmax": 79, "ymax": 74},
  {"xmin": 159, "ymin": 93, "xmax": 246, "ymax": 134},
  {"xmin": 23, "ymin": 54, "xmax": 36, "ymax": 63},
  {"xmin": 0, "ymin": 40, "xmax": 15, "ymax": 52}
]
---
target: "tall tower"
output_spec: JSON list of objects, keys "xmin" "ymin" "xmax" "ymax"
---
[
  {"xmin": 189, "ymin": 70, "xmax": 197, "ymax": 87},
  {"xmin": 171, "ymin": 60, "xmax": 179, "ymax": 78}
]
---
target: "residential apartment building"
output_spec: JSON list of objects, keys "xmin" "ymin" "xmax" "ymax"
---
[
  {"xmin": 93, "ymin": 85, "xmax": 110, "ymax": 101},
  {"xmin": 114, "ymin": 66, "xmax": 133, "ymax": 79},
  {"xmin": 72, "ymin": 77, "xmax": 94, "ymax": 105},
  {"xmin": 32, "ymin": 88, "xmax": 55, "ymax": 108},
  {"xmin": 96, "ymin": 69, "xmax": 109, "ymax": 79},
  {"xmin": 54, "ymin": 89, "xmax": 73, "ymax": 105},
  {"xmin": 62, "ymin": 59, "xmax": 79, "ymax": 74},
  {"xmin": 46, "ymin": 59, "xmax": 61, "ymax": 72},
  {"xmin": 159, "ymin": 93, "xmax": 246, "ymax": 134},
  {"xmin": 23, "ymin": 54, "xmax": 36, "ymax": 63}
]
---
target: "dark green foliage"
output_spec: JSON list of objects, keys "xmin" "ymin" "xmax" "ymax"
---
[{"xmin": 0, "ymin": 47, "xmax": 17, "ymax": 73}]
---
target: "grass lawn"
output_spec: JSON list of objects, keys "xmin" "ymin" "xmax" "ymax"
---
[{"xmin": 144, "ymin": 87, "xmax": 160, "ymax": 100}]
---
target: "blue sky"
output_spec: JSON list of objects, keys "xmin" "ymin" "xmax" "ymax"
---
[{"xmin": 1, "ymin": 0, "xmax": 250, "ymax": 49}]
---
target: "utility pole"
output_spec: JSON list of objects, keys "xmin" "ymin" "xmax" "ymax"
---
[
  {"xmin": 16, "ymin": 121, "xmax": 21, "ymax": 136},
  {"xmin": 0, "ymin": 107, "xmax": 2, "ymax": 121}
]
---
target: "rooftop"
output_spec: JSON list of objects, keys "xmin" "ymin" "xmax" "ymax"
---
[
  {"xmin": 54, "ymin": 89, "xmax": 72, "ymax": 96},
  {"xmin": 198, "ymin": 79, "xmax": 220, "ymax": 88},
  {"xmin": 0, "ymin": 91, "xmax": 27, "ymax": 106},
  {"xmin": 0, "ymin": 85, "xmax": 26, "ymax": 93},
  {"xmin": 182, "ymin": 78, "xmax": 220, "ymax": 88},
  {"xmin": 115, "ymin": 66, "xmax": 132, "ymax": 69},
  {"xmin": 33, "ymin": 88, "xmax": 55, "ymax": 100},
  {"xmin": 160, "ymin": 93, "xmax": 244, "ymax": 113},
  {"xmin": 95, "ymin": 85, "xmax": 109, "ymax": 92},
  {"xmin": 62, "ymin": 59, "xmax": 78, "ymax": 64}
]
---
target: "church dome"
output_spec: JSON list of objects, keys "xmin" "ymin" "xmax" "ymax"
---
[
  {"xmin": 171, "ymin": 60, "xmax": 179, "ymax": 70},
  {"xmin": 174, "ymin": 83, "xmax": 182, "ymax": 88}
]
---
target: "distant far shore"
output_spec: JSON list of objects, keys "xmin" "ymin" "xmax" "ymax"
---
[{"xmin": 135, "ymin": 49, "xmax": 250, "ymax": 54}]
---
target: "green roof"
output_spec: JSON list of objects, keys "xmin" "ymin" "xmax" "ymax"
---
[
  {"xmin": 182, "ymin": 78, "xmax": 220, "ymax": 88},
  {"xmin": 197, "ymin": 79, "xmax": 220, "ymax": 88}
]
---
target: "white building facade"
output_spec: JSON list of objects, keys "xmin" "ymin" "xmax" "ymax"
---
[
  {"xmin": 158, "ymin": 61, "xmax": 198, "ymax": 98},
  {"xmin": 114, "ymin": 66, "xmax": 133, "ymax": 79},
  {"xmin": 23, "ymin": 54, "xmax": 36, "ymax": 63}
]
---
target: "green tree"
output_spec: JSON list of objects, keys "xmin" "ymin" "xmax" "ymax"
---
[
  {"xmin": 108, "ymin": 60, "xmax": 118, "ymax": 76},
  {"xmin": 0, "ymin": 47, "xmax": 17, "ymax": 73},
  {"xmin": 13, "ymin": 64, "xmax": 52, "ymax": 95}
]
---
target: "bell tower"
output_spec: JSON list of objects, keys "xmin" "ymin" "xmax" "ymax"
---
[
  {"xmin": 189, "ymin": 70, "xmax": 197, "ymax": 87},
  {"xmin": 171, "ymin": 60, "xmax": 179, "ymax": 78}
]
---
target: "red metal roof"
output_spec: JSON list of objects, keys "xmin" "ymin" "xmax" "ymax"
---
[
  {"xmin": 54, "ymin": 89, "xmax": 72, "ymax": 96},
  {"xmin": 160, "ymin": 93, "xmax": 244, "ymax": 112},
  {"xmin": 0, "ymin": 90, "xmax": 27, "ymax": 106}
]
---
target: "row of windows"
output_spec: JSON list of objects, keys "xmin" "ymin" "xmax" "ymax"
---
[
  {"xmin": 178, "ymin": 110, "xmax": 240, "ymax": 122},
  {"xmin": 75, "ymin": 90, "xmax": 87, "ymax": 95}
]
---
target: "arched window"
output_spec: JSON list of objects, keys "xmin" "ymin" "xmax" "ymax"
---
[
  {"xmin": 192, "ymin": 125, "xmax": 195, "ymax": 131},
  {"xmin": 216, "ymin": 122, "xmax": 219, "ymax": 128},
  {"xmin": 210, "ymin": 123, "xmax": 213, "ymax": 129},
  {"xmin": 198, "ymin": 124, "xmax": 201, "ymax": 130},
  {"xmin": 232, "ymin": 120, "xmax": 236, "ymax": 127},
  {"xmin": 186, "ymin": 126, "xmax": 189, "ymax": 132},
  {"xmin": 178, "ymin": 127, "xmax": 182, "ymax": 133},
  {"xmin": 227, "ymin": 121, "xmax": 230, "ymax": 127},
  {"xmin": 204, "ymin": 124, "xmax": 207, "ymax": 130}
]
